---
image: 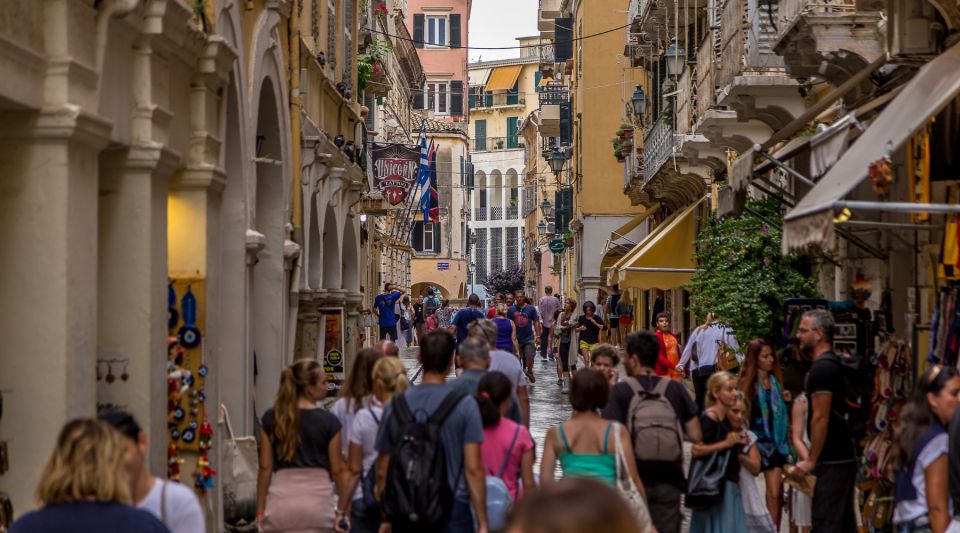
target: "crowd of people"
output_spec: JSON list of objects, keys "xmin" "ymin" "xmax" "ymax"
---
[{"xmin": 15, "ymin": 292, "xmax": 960, "ymax": 533}]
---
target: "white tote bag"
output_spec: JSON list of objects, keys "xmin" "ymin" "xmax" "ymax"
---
[
  {"xmin": 220, "ymin": 405, "xmax": 259, "ymax": 532},
  {"xmin": 613, "ymin": 424, "xmax": 654, "ymax": 532}
]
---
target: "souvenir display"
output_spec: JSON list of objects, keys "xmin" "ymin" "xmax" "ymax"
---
[{"xmin": 166, "ymin": 278, "xmax": 216, "ymax": 490}]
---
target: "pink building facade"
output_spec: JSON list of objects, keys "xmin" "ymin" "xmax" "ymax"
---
[{"xmin": 406, "ymin": 0, "xmax": 471, "ymax": 123}]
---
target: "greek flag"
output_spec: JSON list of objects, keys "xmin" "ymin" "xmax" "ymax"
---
[{"xmin": 417, "ymin": 124, "xmax": 430, "ymax": 187}]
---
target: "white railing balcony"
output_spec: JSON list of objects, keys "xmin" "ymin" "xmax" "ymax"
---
[
  {"xmin": 776, "ymin": 0, "xmax": 857, "ymax": 43},
  {"xmin": 715, "ymin": 0, "xmax": 785, "ymax": 90},
  {"xmin": 643, "ymin": 115, "xmax": 676, "ymax": 183}
]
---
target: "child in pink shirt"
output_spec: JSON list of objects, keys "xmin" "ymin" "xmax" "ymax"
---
[
  {"xmin": 425, "ymin": 313, "xmax": 438, "ymax": 333},
  {"xmin": 476, "ymin": 372, "xmax": 535, "ymax": 499}
]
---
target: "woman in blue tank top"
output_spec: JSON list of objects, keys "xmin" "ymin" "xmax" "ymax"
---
[{"xmin": 493, "ymin": 304, "xmax": 519, "ymax": 354}]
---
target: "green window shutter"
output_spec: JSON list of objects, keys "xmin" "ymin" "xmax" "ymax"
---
[
  {"xmin": 506, "ymin": 117, "xmax": 519, "ymax": 149},
  {"xmin": 475, "ymin": 120, "xmax": 487, "ymax": 150},
  {"xmin": 412, "ymin": 221, "xmax": 424, "ymax": 251},
  {"xmin": 433, "ymin": 223, "xmax": 442, "ymax": 253},
  {"xmin": 449, "ymin": 14, "xmax": 461, "ymax": 48},
  {"xmin": 413, "ymin": 14, "xmax": 425, "ymax": 48}
]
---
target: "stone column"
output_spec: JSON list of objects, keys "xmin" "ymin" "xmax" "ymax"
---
[{"xmin": 0, "ymin": 108, "xmax": 111, "ymax": 513}]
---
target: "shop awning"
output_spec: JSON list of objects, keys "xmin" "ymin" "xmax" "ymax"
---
[
  {"xmin": 608, "ymin": 198, "xmax": 704, "ymax": 290},
  {"xmin": 783, "ymin": 42, "xmax": 960, "ymax": 252},
  {"xmin": 609, "ymin": 205, "xmax": 658, "ymax": 243},
  {"xmin": 600, "ymin": 206, "xmax": 659, "ymax": 282},
  {"xmin": 485, "ymin": 65, "xmax": 522, "ymax": 92},
  {"xmin": 468, "ymin": 68, "xmax": 491, "ymax": 88}
]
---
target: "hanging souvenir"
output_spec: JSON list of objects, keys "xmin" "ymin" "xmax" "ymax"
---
[
  {"xmin": 868, "ymin": 155, "xmax": 894, "ymax": 196},
  {"xmin": 168, "ymin": 281, "xmax": 179, "ymax": 330},
  {"xmin": 177, "ymin": 286, "xmax": 202, "ymax": 348}
]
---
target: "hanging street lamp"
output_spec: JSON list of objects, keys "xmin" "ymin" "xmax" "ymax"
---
[
  {"xmin": 631, "ymin": 85, "xmax": 647, "ymax": 123},
  {"xmin": 548, "ymin": 148, "xmax": 566, "ymax": 178},
  {"xmin": 664, "ymin": 38, "xmax": 685, "ymax": 77},
  {"xmin": 540, "ymin": 196, "xmax": 554, "ymax": 219}
]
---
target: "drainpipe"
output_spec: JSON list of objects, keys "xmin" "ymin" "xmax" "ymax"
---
[
  {"xmin": 290, "ymin": 3, "xmax": 303, "ymax": 232},
  {"xmin": 95, "ymin": 0, "xmax": 141, "ymax": 112}
]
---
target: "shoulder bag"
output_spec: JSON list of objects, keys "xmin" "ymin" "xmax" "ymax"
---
[
  {"xmin": 613, "ymin": 423, "xmax": 654, "ymax": 531},
  {"xmin": 685, "ymin": 439, "xmax": 732, "ymax": 510}
]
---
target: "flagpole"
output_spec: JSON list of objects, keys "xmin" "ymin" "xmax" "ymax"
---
[{"xmin": 391, "ymin": 134, "xmax": 431, "ymax": 245}]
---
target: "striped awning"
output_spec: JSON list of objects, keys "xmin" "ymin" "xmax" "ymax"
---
[{"xmin": 485, "ymin": 65, "xmax": 523, "ymax": 92}]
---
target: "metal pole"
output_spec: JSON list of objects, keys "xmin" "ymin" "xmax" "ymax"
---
[
  {"xmin": 621, "ymin": 267, "xmax": 699, "ymax": 273},
  {"xmin": 838, "ymin": 220, "xmax": 944, "ymax": 231},
  {"xmin": 756, "ymin": 149, "xmax": 816, "ymax": 188},
  {"xmin": 834, "ymin": 200, "xmax": 960, "ymax": 214}
]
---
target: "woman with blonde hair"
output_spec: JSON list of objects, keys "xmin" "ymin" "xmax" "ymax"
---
[
  {"xmin": 336, "ymin": 357, "xmax": 410, "ymax": 532},
  {"xmin": 493, "ymin": 303, "xmax": 520, "ymax": 355},
  {"xmin": 257, "ymin": 359, "xmax": 348, "ymax": 532},
  {"xmin": 688, "ymin": 371, "xmax": 749, "ymax": 532},
  {"xmin": 10, "ymin": 418, "xmax": 167, "ymax": 532}
]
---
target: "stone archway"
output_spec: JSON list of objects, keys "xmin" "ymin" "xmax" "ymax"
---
[
  {"xmin": 321, "ymin": 206, "xmax": 342, "ymax": 290},
  {"xmin": 342, "ymin": 219, "xmax": 360, "ymax": 293}
]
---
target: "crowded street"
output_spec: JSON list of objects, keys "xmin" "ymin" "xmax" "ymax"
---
[{"xmin": 5, "ymin": 0, "xmax": 960, "ymax": 532}]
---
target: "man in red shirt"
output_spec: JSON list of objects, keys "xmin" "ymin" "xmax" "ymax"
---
[{"xmin": 654, "ymin": 312, "xmax": 682, "ymax": 381}]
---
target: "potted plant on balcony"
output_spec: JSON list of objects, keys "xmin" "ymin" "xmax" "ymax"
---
[
  {"xmin": 562, "ymin": 231, "xmax": 574, "ymax": 246},
  {"xmin": 612, "ymin": 138, "xmax": 627, "ymax": 162},
  {"xmin": 356, "ymin": 38, "xmax": 392, "ymax": 102},
  {"xmin": 617, "ymin": 124, "xmax": 634, "ymax": 141}
]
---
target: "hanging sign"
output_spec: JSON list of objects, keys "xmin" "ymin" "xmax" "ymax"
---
[
  {"xmin": 540, "ymin": 82, "xmax": 570, "ymax": 105},
  {"xmin": 370, "ymin": 142, "xmax": 421, "ymax": 205},
  {"xmin": 319, "ymin": 308, "xmax": 346, "ymax": 394},
  {"xmin": 549, "ymin": 239, "xmax": 566, "ymax": 254}
]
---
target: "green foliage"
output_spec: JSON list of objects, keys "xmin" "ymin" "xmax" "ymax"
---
[
  {"xmin": 357, "ymin": 39, "xmax": 393, "ymax": 101},
  {"xmin": 684, "ymin": 197, "xmax": 819, "ymax": 345},
  {"xmin": 481, "ymin": 264, "xmax": 525, "ymax": 296}
]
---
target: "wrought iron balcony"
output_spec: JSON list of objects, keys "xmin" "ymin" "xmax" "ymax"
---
[
  {"xmin": 470, "ymin": 137, "xmax": 525, "ymax": 152},
  {"xmin": 643, "ymin": 115, "xmax": 677, "ymax": 183},
  {"xmin": 507, "ymin": 206, "xmax": 519, "ymax": 219},
  {"xmin": 491, "ymin": 207, "xmax": 504, "ymax": 220},
  {"xmin": 474, "ymin": 208, "xmax": 488, "ymax": 221},
  {"xmin": 470, "ymin": 92, "xmax": 526, "ymax": 109}
]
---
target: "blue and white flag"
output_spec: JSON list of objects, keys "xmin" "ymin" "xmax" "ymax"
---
[{"xmin": 417, "ymin": 124, "xmax": 430, "ymax": 187}]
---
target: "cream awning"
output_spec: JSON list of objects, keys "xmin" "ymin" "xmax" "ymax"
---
[
  {"xmin": 783, "ymin": 41, "xmax": 960, "ymax": 252},
  {"xmin": 609, "ymin": 205, "xmax": 659, "ymax": 243},
  {"xmin": 485, "ymin": 65, "xmax": 523, "ymax": 92},
  {"xmin": 608, "ymin": 198, "xmax": 704, "ymax": 290},
  {"xmin": 468, "ymin": 68, "xmax": 491, "ymax": 88}
]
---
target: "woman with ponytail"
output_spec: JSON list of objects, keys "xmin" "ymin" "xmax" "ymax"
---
[
  {"xmin": 478, "ymin": 371, "xmax": 535, "ymax": 500},
  {"xmin": 331, "ymin": 348, "xmax": 382, "ymax": 458},
  {"xmin": 336, "ymin": 357, "xmax": 410, "ymax": 533},
  {"xmin": 257, "ymin": 359, "xmax": 347, "ymax": 532}
]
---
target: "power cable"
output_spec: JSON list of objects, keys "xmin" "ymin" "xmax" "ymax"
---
[{"xmin": 369, "ymin": 23, "xmax": 630, "ymax": 51}]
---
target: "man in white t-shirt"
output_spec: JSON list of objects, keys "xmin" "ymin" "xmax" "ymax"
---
[
  {"xmin": 469, "ymin": 319, "xmax": 530, "ymax": 426},
  {"xmin": 101, "ymin": 409, "xmax": 205, "ymax": 533}
]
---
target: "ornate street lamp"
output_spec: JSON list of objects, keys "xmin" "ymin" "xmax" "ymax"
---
[
  {"xmin": 537, "ymin": 219, "xmax": 548, "ymax": 237},
  {"xmin": 631, "ymin": 85, "xmax": 647, "ymax": 120},
  {"xmin": 664, "ymin": 38, "xmax": 685, "ymax": 77},
  {"xmin": 540, "ymin": 197, "xmax": 554, "ymax": 219},
  {"xmin": 548, "ymin": 148, "xmax": 566, "ymax": 178}
]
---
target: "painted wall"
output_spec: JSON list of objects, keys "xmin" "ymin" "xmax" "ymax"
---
[
  {"xmin": 406, "ymin": 0, "xmax": 471, "ymax": 122},
  {"xmin": 468, "ymin": 59, "xmax": 541, "ymax": 140}
]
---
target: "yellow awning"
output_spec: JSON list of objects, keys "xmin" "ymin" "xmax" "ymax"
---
[
  {"xmin": 609, "ymin": 198, "xmax": 704, "ymax": 290},
  {"xmin": 609, "ymin": 205, "xmax": 658, "ymax": 243},
  {"xmin": 485, "ymin": 65, "xmax": 523, "ymax": 92},
  {"xmin": 539, "ymin": 75, "xmax": 552, "ymax": 87}
]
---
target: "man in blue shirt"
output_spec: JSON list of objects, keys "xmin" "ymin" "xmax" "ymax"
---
[
  {"xmin": 509, "ymin": 290, "xmax": 542, "ymax": 384},
  {"xmin": 373, "ymin": 283, "xmax": 405, "ymax": 341},
  {"xmin": 450, "ymin": 293, "xmax": 486, "ymax": 348}
]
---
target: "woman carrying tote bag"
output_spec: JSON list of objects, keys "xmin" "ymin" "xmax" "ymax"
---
[{"xmin": 688, "ymin": 371, "xmax": 748, "ymax": 533}]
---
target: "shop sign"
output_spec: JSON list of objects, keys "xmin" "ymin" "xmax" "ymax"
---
[
  {"xmin": 549, "ymin": 239, "xmax": 566, "ymax": 253},
  {"xmin": 370, "ymin": 142, "xmax": 420, "ymax": 205},
  {"xmin": 437, "ymin": 262, "xmax": 450, "ymax": 271},
  {"xmin": 319, "ymin": 308, "xmax": 345, "ymax": 394},
  {"xmin": 540, "ymin": 82, "xmax": 570, "ymax": 106}
]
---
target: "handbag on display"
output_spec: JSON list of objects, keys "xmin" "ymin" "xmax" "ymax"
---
[
  {"xmin": 613, "ymin": 424, "xmax": 654, "ymax": 531},
  {"xmin": 219, "ymin": 405, "xmax": 259, "ymax": 532},
  {"xmin": 685, "ymin": 446, "xmax": 732, "ymax": 509}
]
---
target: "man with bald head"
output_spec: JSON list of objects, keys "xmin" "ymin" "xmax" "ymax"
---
[{"xmin": 376, "ymin": 340, "xmax": 399, "ymax": 358}]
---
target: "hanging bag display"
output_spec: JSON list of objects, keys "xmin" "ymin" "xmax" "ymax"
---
[
  {"xmin": 613, "ymin": 423, "xmax": 654, "ymax": 531},
  {"xmin": 219, "ymin": 405, "xmax": 258, "ymax": 532}
]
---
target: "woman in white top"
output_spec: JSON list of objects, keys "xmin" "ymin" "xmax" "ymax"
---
[
  {"xmin": 893, "ymin": 365, "xmax": 960, "ymax": 533},
  {"xmin": 727, "ymin": 392, "xmax": 775, "ymax": 533},
  {"xmin": 336, "ymin": 357, "xmax": 410, "ymax": 533},
  {"xmin": 331, "ymin": 348, "xmax": 383, "ymax": 456},
  {"xmin": 790, "ymin": 392, "xmax": 813, "ymax": 532}
]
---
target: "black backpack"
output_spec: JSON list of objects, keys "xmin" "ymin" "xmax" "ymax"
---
[
  {"xmin": 382, "ymin": 390, "xmax": 466, "ymax": 529},
  {"xmin": 823, "ymin": 351, "xmax": 874, "ymax": 446}
]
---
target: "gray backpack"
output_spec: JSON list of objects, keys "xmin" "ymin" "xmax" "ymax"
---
[{"xmin": 626, "ymin": 377, "xmax": 683, "ymax": 463}]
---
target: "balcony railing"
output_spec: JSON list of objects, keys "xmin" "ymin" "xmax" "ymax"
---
[
  {"xmin": 776, "ymin": 0, "xmax": 857, "ymax": 43},
  {"xmin": 470, "ymin": 92, "xmax": 526, "ymax": 109},
  {"xmin": 471, "ymin": 137, "xmax": 525, "ymax": 152},
  {"xmin": 491, "ymin": 207, "xmax": 504, "ymax": 220},
  {"xmin": 474, "ymin": 208, "xmax": 488, "ymax": 221},
  {"xmin": 643, "ymin": 115, "xmax": 676, "ymax": 183},
  {"xmin": 693, "ymin": 38, "xmax": 717, "ymax": 128},
  {"xmin": 716, "ymin": 0, "xmax": 785, "ymax": 89},
  {"xmin": 507, "ymin": 206, "xmax": 519, "ymax": 219}
]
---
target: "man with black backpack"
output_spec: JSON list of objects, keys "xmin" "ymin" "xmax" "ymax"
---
[
  {"xmin": 375, "ymin": 330, "xmax": 488, "ymax": 533},
  {"xmin": 791, "ymin": 309, "xmax": 859, "ymax": 532},
  {"xmin": 602, "ymin": 331, "xmax": 702, "ymax": 533}
]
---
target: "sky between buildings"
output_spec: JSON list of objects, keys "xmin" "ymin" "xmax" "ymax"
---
[{"xmin": 468, "ymin": 0, "xmax": 539, "ymax": 63}]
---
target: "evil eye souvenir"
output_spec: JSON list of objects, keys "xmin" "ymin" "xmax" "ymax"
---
[
  {"xmin": 184, "ymin": 374, "xmax": 195, "ymax": 387},
  {"xmin": 170, "ymin": 428, "xmax": 181, "ymax": 440},
  {"xmin": 177, "ymin": 287, "xmax": 202, "ymax": 348},
  {"xmin": 168, "ymin": 283, "xmax": 179, "ymax": 329},
  {"xmin": 198, "ymin": 365, "xmax": 208, "ymax": 377},
  {"xmin": 181, "ymin": 429, "xmax": 196, "ymax": 443},
  {"xmin": 174, "ymin": 407, "xmax": 185, "ymax": 421},
  {"xmin": 198, "ymin": 391, "xmax": 207, "ymax": 401},
  {"xmin": 189, "ymin": 421, "xmax": 198, "ymax": 430}
]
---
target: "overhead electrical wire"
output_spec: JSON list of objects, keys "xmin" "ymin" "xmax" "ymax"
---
[{"xmin": 368, "ymin": 23, "xmax": 630, "ymax": 51}]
